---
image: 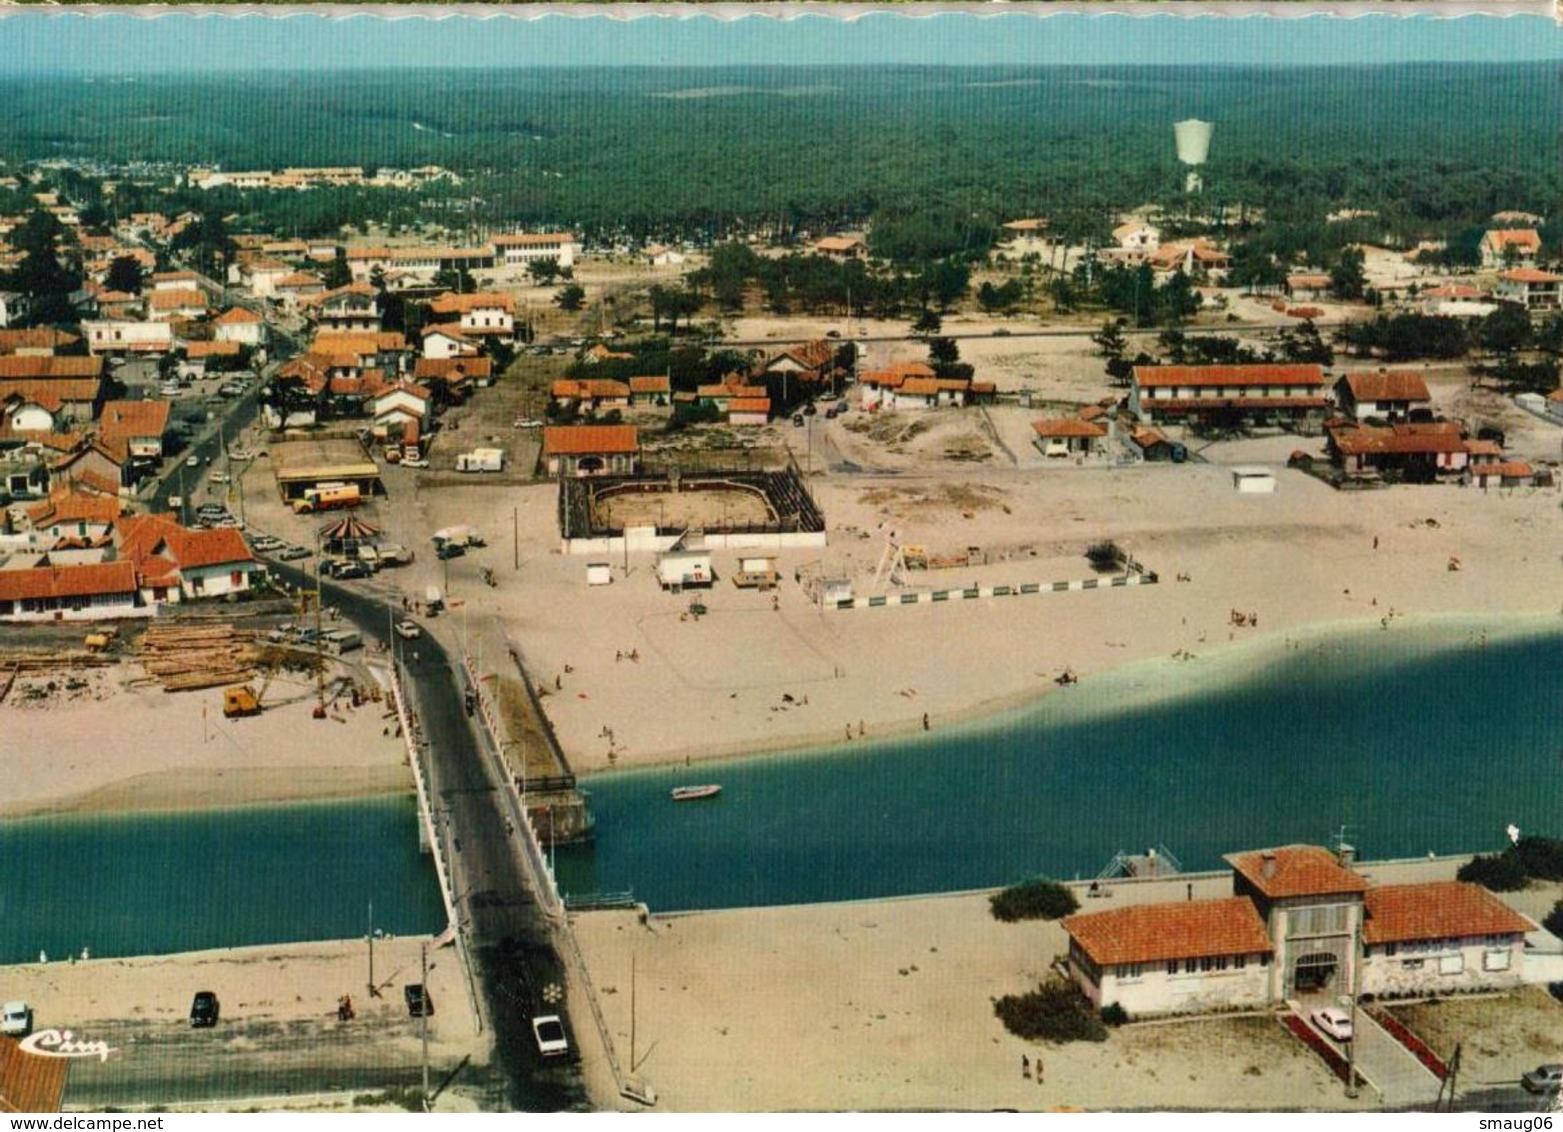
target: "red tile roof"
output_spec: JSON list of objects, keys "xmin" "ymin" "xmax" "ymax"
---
[
  {"xmin": 1135, "ymin": 365, "xmax": 1325, "ymax": 390},
  {"xmin": 728, "ymin": 397, "xmax": 771, "ymax": 415},
  {"xmin": 1498, "ymin": 268, "xmax": 1563, "ymax": 284},
  {"xmin": 413, "ymin": 357, "xmax": 490, "ymax": 382},
  {"xmin": 1225, "ymin": 845, "xmax": 1369, "ymax": 899},
  {"xmin": 0, "ymin": 560, "xmax": 138, "ymax": 603},
  {"xmin": 1033, "ymin": 418, "xmax": 1107, "ymax": 438},
  {"xmin": 491, "ymin": 232, "xmax": 576, "ymax": 247},
  {"xmin": 0, "ymin": 380, "xmax": 102, "ymax": 413},
  {"xmin": 25, "ymin": 486, "xmax": 124, "ymax": 528},
  {"xmin": 185, "ymin": 341, "xmax": 242, "ymax": 359},
  {"xmin": 628, "ymin": 375, "xmax": 671, "ymax": 394},
  {"xmin": 1064, "ymin": 897, "xmax": 1272, "ymax": 966},
  {"xmin": 311, "ymin": 331, "xmax": 406, "ymax": 357},
  {"xmin": 428, "ymin": 291, "xmax": 515, "ymax": 316},
  {"xmin": 0, "ymin": 1036, "xmax": 70, "ymax": 1113},
  {"xmin": 542, "ymin": 424, "xmax": 640, "ymax": 457},
  {"xmin": 1363, "ymin": 882, "xmax": 1533, "ymax": 945},
  {"xmin": 551, "ymin": 379, "xmax": 631, "ymax": 400},
  {"xmin": 1484, "ymin": 228, "xmax": 1542, "ymax": 253},
  {"xmin": 98, "ymin": 400, "xmax": 170, "ymax": 439},
  {"xmin": 149, "ymin": 288, "xmax": 208, "ymax": 311},
  {"xmin": 0, "ymin": 356, "xmax": 102, "ymax": 380},
  {"xmin": 1329, "ymin": 422, "xmax": 1468, "ymax": 457},
  {"xmin": 1470, "ymin": 461, "xmax": 1534, "ymax": 479},
  {"xmin": 212, "ymin": 306, "xmax": 263, "ymax": 324},
  {"xmin": 117, "ymin": 514, "xmax": 255, "ymax": 573},
  {"xmin": 1340, "ymin": 371, "xmax": 1432, "ymax": 404},
  {"xmin": 0, "ymin": 328, "xmax": 79, "ymax": 354}
]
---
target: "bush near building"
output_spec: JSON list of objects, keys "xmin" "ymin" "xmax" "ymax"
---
[
  {"xmin": 990, "ymin": 878, "xmax": 1080, "ymax": 923},
  {"xmin": 995, "ymin": 978, "xmax": 1108, "ymax": 1043}
]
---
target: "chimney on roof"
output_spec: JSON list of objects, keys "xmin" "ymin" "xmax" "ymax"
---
[
  {"xmin": 1336, "ymin": 843, "xmax": 1356, "ymax": 868},
  {"xmin": 1260, "ymin": 851, "xmax": 1277, "ymax": 881}
]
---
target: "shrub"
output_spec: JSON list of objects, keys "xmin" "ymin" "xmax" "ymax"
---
[
  {"xmin": 994, "ymin": 978, "xmax": 1108, "ymax": 1043},
  {"xmin": 990, "ymin": 878, "xmax": 1080, "ymax": 923},
  {"xmin": 1541, "ymin": 899, "xmax": 1563, "ymax": 939},
  {"xmin": 1513, "ymin": 836, "xmax": 1563, "ymax": 881},
  {"xmin": 1101, "ymin": 1002, "xmax": 1130, "ymax": 1027},
  {"xmin": 1456, "ymin": 852, "xmax": 1528, "ymax": 892}
]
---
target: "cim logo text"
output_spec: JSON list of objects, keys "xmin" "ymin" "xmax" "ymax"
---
[{"xmin": 18, "ymin": 1028, "xmax": 118, "ymax": 1062}]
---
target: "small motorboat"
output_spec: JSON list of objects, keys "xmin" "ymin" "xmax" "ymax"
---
[{"xmin": 670, "ymin": 784, "xmax": 722, "ymax": 801}]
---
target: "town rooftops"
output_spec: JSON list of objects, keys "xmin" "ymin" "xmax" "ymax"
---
[
  {"xmin": 1225, "ymin": 845, "xmax": 1370, "ymax": 899},
  {"xmin": 1339, "ymin": 370, "xmax": 1432, "ymax": 404},
  {"xmin": 728, "ymin": 397, "xmax": 771, "ymax": 415},
  {"xmin": 429, "ymin": 291, "xmax": 515, "ymax": 315},
  {"xmin": 1484, "ymin": 228, "xmax": 1542, "ymax": 253},
  {"xmin": 25, "ymin": 486, "xmax": 124, "ymax": 528},
  {"xmin": 1135, "ymin": 364, "xmax": 1325, "ymax": 389},
  {"xmin": 542, "ymin": 424, "xmax": 639, "ymax": 457},
  {"xmin": 98, "ymin": 399, "xmax": 170, "ymax": 438},
  {"xmin": 0, "ymin": 328, "xmax": 80, "ymax": 354},
  {"xmin": 1363, "ymin": 882, "xmax": 1533, "ymax": 946},
  {"xmin": 0, "ymin": 355, "xmax": 102, "ymax": 380},
  {"xmin": 0, "ymin": 560, "xmax": 138, "ymax": 602},
  {"xmin": 1063, "ymin": 897, "xmax": 1272, "ymax": 966},
  {"xmin": 311, "ymin": 331, "xmax": 407, "ymax": 356},
  {"xmin": 117, "ymin": 514, "xmax": 256, "ymax": 571},
  {"xmin": 212, "ymin": 306, "xmax": 263, "ymax": 325},
  {"xmin": 0, "ymin": 379, "xmax": 102, "ymax": 413},
  {"xmin": 1032, "ymin": 418, "xmax": 1108, "ymax": 438}
]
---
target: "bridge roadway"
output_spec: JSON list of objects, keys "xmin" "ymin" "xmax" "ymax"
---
[{"xmin": 286, "ymin": 567, "xmax": 587, "ymax": 1111}]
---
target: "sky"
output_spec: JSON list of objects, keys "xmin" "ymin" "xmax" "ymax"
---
[{"xmin": 0, "ymin": 8, "xmax": 1557, "ymax": 73}]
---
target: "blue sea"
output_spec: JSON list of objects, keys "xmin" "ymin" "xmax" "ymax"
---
[
  {"xmin": 557, "ymin": 619, "xmax": 1563, "ymax": 911},
  {"xmin": 0, "ymin": 796, "xmax": 445, "ymax": 965}
]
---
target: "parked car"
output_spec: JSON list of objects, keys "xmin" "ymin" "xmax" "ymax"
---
[
  {"xmin": 185, "ymin": 455, "xmax": 201, "ymax": 468},
  {"xmin": 325, "ymin": 559, "xmax": 370, "ymax": 580},
  {"xmin": 250, "ymin": 535, "xmax": 283, "ymax": 552},
  {"xmin": 1522, "ymin": 1064, "xmax": 1563, "ymax": 1093},
  {"xmin": 404, "ymin": 984, "xmax": 434, "ymax": 1018},
  {"xmin": 167, "ymin": 494, "xmax": 184, "ymax": 511},
  {"xmin": 209, "ymin": 471, "xmax": 230, "ymax": 485},
  {"xmin": 792, "ymin": 414, "xmax": 804, "ymax": 428},
  {"xmin": 218, "ymin": 382, "xmax": 246, "ymax": 397},
  {"xmin": 1310, "ymin": 1006, "xmax": 1352, "ymax": 1043},
  {"xmin": 276, "ymin": 545, "xmax": 311, "ymax": 560},
  {"xmin": 401, "ymin": 457, "xmax": 430, "ymax": 469},
  {"xmin": 394, "ymin": 619, "xmax": 422, "ymax": 640},
  {"xmin": 190, "ymin": 991, "xmax": 220, "ymax": 1028},
  {"xmin": 436, "ymin": 542, "xmax": 466, "ymax": 560},
  {"xmin": 1, "ymin": 1000, "xmax": 32, "ymax": 1037},
  {"xmin": 531, "ymin": 1014, "xmax": 569, "ymax": 1059},
  {"xmin": 196, "ymin": 503, "xmax": 228, "ymax": 519}
]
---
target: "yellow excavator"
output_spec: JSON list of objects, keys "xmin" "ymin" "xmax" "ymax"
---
[{"xmin": 223, "ymin": 668, "xmax": 275, "ymax": 719}]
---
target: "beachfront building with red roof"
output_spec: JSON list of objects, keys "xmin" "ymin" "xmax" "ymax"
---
[
  {"xmin": 1031, "ymin": 417, "xmax": 1108, "ymax": 458},
  {"xmin": 1333, "ymin": 370, "xmax": 1433, "ymax": 423},
  {"xmin": 1326, "ymin": 421, "xmax": 1473, "ymax": 479},
  {"xmin": 1494, "ymin": 268, "xmax": 1562, "ymax": 311},
  {"xmin": 1129, "ymin": 364, "xmax": 1329, "ymax": 428},
  {"xmin": 117, "ymin": 513, "xmax": 264, "ymax": 603},
  {"xmin": 0, "ymin": 560, "xmax": 143, "ymax": 623},
  {"xmin": 1064, "ymin": 897, "xmax": 1275, "ymax": 1016},
  {"xmin": 1360, "ymin": 882, "xmax": 1535, "ymax": 996}
]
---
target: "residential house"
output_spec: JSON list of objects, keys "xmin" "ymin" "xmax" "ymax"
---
[
  {"xmin": 628, "ymin": 375, "xmax": 672, "ymax": 408},
  {"xmin": 1333, "ymin": 371, "xmax": 1432, "ymax": 422},
  {"xmin": 273, "ymin": 272, "xmax": 326, "ymax": 311},
  {"xmin": 814, "ymin": 236, "xmax": 869, "ymax": 261},
  {"xmin": 80, "ymin": 319, "xmax": 173, "ymax": 356},
  {"xmin": 344, "ymin": 246, "xmax": 495, "ymax": 284},
  {"xmin": 858, "ymin": 362, "xmax": 936, "ymax": 410},
  {"xmin": 490, "ymin": 232, "xmax": 579, "ymax": 271},
  {"xmin": 312, "ymin": 283, "xmax": 382, "ymax": 333},
  {"xmin": 1327, "ymin": 421, "xmax": 1472, "ymax": 479},
  {"xmin": 550, "ymin": 379, "xmax": 632, "ymax": 415},
  {"xmin": 150, "ymin": 270, "xmax": 205, "ymax": 293},
  {"xmin": 311, "ymin": 332, "xmax": 409, "ymax": 375},
  {"xmin": 1148, "ymin": 241, "xmax": 1229, "ymax": 275},
  {"xmin": 414, "ymin": 357, "xmax": 490, "ymax": 403},
  {"xmin": 1286, "ymin": 272, "xmax": 1331, "ymax": 298},
  {"xmin": 0, "ymin": 328, "xmax": 79, "ymax": 356},
  {"xmin": 211, "ymin": 306, "xmax": 268, "ymax": 347},
  {"xmin": 758, "ymin": 339, "xmax": 841, "ymax": 403},
  {"xmin": 372, "ymin": 381, "xmax": 431, "ymax": 438},
  {"xmin": 645, "ymin": 244, "xmax": 685, "ymax": 267},
  {"xmin": 117, "ymin": 514, "xmax": 264, "ymax": 603},
  {"xmin": 998, "ymin": 218, "xmax": 1051, "ymax": 256},
  {"xmin": 427, "ymin": 292, "xmax": 515, "ymax": 339},
  {"xmin": 51, "ymin": 435, "xmax": 129, "ymax": 491},
  {"xmin": 147, "ymin": 288, "xmax": 208, "ymax": 323},
  {"xmin": 1479, "ymin": 229, "xmax": 1542, "ymax": 268},
  {"xmin": 1494, "ymin": 268, "xmax": 1562, "ymax": 311},
  {"xmin": 1129, "ymin": 426, "xmax": 1184, "ymax": 462},
  {"xmin": 581, "ymin": 343, "xmax": 634, "ymax": 365},
  {"xmin": 728, "ymin": 396, "xmax": 771, "ymax": 426},
  {"xmin": 238, "ymin": 258, "xmax": 293, "ymax": 298},
  {"xmin": 0, "ymin": 560, "xmax": 143, "ymax": 623},
  {"xmin": 1113, "ymin": 221, "xmax": 1162, "ymax": 260},
  {"xmin": 696, "ymin": 375, "xmax": 770, "ymax": 416},
  {"xmin": 179, "ymin": 341, "xmax": 243, "ymax": 380},
  {"xmin": 1467, "ymin": 461, "xmax": 1535, "ymax": 490},
  {"xmin": 97, "ymin": 399, "xmax": 170, "ymax": 474},
  {"xmin": 1129, "ymin": 364, "xmax": 1329, "ymax": 427},
  {"xmin": 23, "ymin": 485, "xmax": 124, "ymax": 547},
  {"xmin": 888, "ymin": 376, "xmax": 974, "ymax": 410},
  {"xmin": 1032, "ymin": 418, "xmax": 1108, "ymax": 458},
  {"xmin": 541, "ymin": 424, "xmax": 640, "ymax": 477},
  {"xmin": 1420, "ymin": 284, "xmax": 1497, "ymax": 319},
  {"xmin": 421, "ymin": 325, "xmax": 482, "ymax": 360}
]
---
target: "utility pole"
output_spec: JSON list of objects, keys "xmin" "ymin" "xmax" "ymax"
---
[
  {"xmin": 421, "ymin": 941, "xmax": 431, "ymax": 1107},
  {"xmin": 512, "ymin": 506, "xmax": 518, "ymax": 572},
  {"xmin": 366, "ymin": 900, "xmax": 377, "ymax": 997}
]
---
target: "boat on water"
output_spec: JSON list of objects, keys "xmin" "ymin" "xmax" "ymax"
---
[{"xmin": 670, "ymin": 784, "xmax": 722, "ymax": 802}]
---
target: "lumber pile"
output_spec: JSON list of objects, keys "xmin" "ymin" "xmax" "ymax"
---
[
  {"xmin": 136, "ymin": 623, "xmax": 261, "ymax": 692},
  {"xmin": 0, "ymin": 650, "xmax": 115, "ymax": 673}
]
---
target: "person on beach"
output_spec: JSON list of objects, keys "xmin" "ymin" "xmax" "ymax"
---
[
  {"xmin": 1022, "ymin": 1054, "xmax": 1030, "ymax": 1079},
  {"xmin": 922, "ymin": 712, "xmax": 930, "ymax": 731},
  {"xmin": 1036, "ymin": 1055, "xmax": 1044, "ymax": 1084}
]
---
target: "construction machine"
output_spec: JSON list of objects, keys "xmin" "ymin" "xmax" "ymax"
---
[{"xmin": 223, "ymin": 668, "xmax": 275, "ymax": 719}]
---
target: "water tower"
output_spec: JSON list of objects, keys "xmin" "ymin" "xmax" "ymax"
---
[{"xmin": 1173, "ymin": 119, "xmax": 1214, "ymax": 194}]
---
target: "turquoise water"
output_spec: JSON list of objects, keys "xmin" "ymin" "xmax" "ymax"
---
[
  {"xmin": 0, "ymin": 796, "xmax": 445, "ymax": 965},
  {"xmin": 557, "ymin": 622, "xmax": 1563, "ymax": 911}
]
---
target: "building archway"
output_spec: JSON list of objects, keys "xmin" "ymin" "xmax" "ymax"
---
[{"xmin": 1292, "ymin": 951, "xmax": 1339, "ymax": 993}]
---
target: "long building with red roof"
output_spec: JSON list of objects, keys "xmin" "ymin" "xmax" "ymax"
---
[{"xmin": 1130, "ymin": 364, "xmax": 1329, "ymax": 426}]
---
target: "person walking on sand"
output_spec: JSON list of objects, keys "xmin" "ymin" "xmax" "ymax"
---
[
  {"xmin": 1036, "ymin": 1055, "xmax": 1044, "ymax": 1084},
  {"xmin": 1022, "ymin": 1054, "xmax": 1030, "ymax": 1079},
  {"xmin": 922, "ymin": 712, "xmax": 930, "ymax": 731}
]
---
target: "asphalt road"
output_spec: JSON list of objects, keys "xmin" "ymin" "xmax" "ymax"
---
[{"xmin": 274, "ymin": 565, "xmax": 586, "ymax": 1111}]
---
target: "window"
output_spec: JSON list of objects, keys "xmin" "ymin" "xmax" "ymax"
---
[
  {"xmin": 1438, "ymin": 954, "xmax": 1464, "ymax": 976},
  {"xmin": 1482, "ymin": 949, "xmax": 1511, "ymax": 972},
  {"xmin": 1118, "ymin": 963, "xmax": 1143, "ymax": 981},
  {"xmin": 1401, "ymin": 958, "xmax": 1424, "ymax": 971},
  {"xmin": 1384, "ymin": 942, "xmax": 1398, "ymax": 957},
  {"xmin": 1234, "ymin": 955, "xmax": 1246, "ymax": 970},
  {"xmin": 1166, "ymin": 960, "xmax": 1179, "ymax": 976}
]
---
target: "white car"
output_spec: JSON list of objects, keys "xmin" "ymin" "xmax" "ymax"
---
[
  {"xmin": 186, "ymin": 455, "xmax": 201, "ymax": 468},
  {"xmin": 209, "ymin": 471, "xmax": 230, "ymax": 485},
  {"xmin": 531, "ymin": 1014, "xmax": 569, "ymax": 1059},
  {"xmin": 1311, "ymin": 1006, "xmax": 1353, "ymax": 1042},
  {"xmin": 1, "ymin": 1000, "xmax": 31, "ymax": 1037},
  {"xmin": 394, "ymin": 620, "xmax": 422, "ymax": 640},
  {"xmin": 401, "ymin": 457, "xmax": 430, "ymax": 469}
]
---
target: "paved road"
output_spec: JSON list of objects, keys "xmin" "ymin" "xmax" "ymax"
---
[{"xmin": 277, "ymin": 566, "xmax": 586, "ymax": 1110}]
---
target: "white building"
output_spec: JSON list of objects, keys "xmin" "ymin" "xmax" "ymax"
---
[
  {"xmin": 491, "ymin": 232, "xmax": 579, "ymax": 271},
  {"xmin": 80, "ymin": 319, "xmax": 174, "ymax": 356}
]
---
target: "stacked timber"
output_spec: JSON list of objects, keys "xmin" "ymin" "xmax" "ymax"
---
[
  {"xmin": 137, "ymin": 624, "xmax": 261, "ymax": 692},
  {"xmin": 0, "ymin": 650, "xmax": 115, "ymax": 672}
]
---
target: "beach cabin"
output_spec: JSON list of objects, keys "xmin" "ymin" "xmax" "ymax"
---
[
  {"xmin": 656, "ymin": 548, "xmax": 713, "ymax": 592},
  {"xmin": 733, "ymin": 554, "xmax": 779, "ymax": 589},
  {"xmin": 586, "ymin": 562, "xmax": 613, "ymax": 587}
]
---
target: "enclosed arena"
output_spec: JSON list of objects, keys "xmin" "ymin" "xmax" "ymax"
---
[{"xmin": 558, "ymin": 465, "xmax": 827, "ymax": 555}]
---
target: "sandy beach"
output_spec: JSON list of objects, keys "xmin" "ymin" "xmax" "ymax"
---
[{"xmin": 0, "ymin": 658, "xmax": 412, "ymax": 819}]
